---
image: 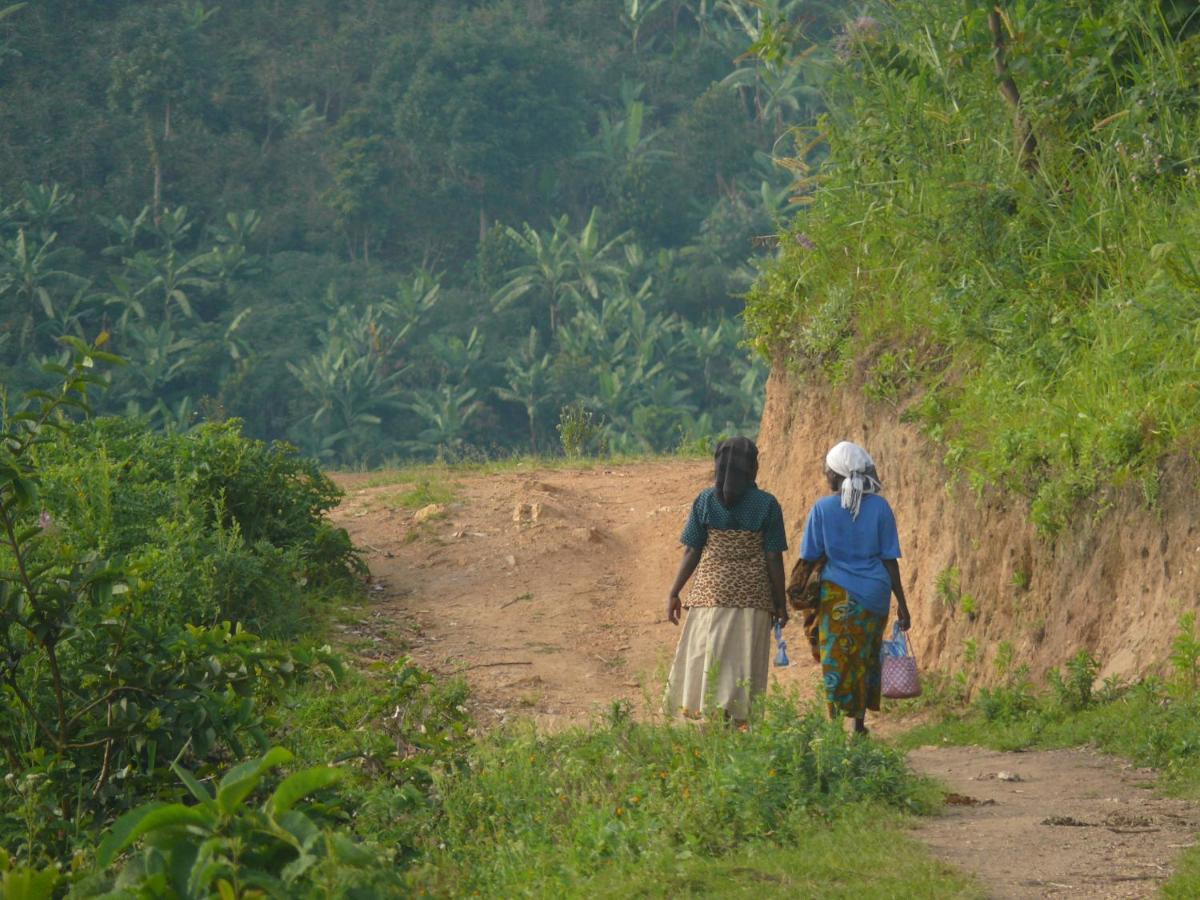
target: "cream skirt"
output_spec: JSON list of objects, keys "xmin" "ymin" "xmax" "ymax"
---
[{"xmin": 664, "ymin": 606, "xmax": 773, "ymax": 721}]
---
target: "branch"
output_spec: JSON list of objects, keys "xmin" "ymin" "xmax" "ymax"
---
[
  {"xmin": 988, "ymin": 6, "xmax": 1038, "ymax": 171},
  {"xmin": 3, "ymin": 672, "xmax": 60, "ymax": 747},
  {"xmin": 65, "ymin": 683, "xmax": 155, "ymax": 731}
]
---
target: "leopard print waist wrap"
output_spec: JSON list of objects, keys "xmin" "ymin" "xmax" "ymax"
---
[{"xmin": 684, "ymin": 529, "xmax": 773, "ymax": 611}]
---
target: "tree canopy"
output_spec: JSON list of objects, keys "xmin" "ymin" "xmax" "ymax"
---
[{"xmin": 0, "ymin": 0, "xmax": 838, "ymax": 462}]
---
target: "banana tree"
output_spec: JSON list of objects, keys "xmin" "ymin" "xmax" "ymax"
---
[
  {"xmin": 722, "ymin": 56, "xmax": 824, "ymax": 132},
  {"xmin": 287, "ymin": 301, "xmax": 415, "ymax": 464},
  {"xmin": 107, "ymin": 319, "xmax": 199, "ymax": 417},
  {"xmin": 402, "ymin": 384, "xmax": 484, "ymax": 459},
  {"xmin": 206, "ymin": 210, "xmax": 263, "ymax": 288},
  {"xmin": 492, "ymin": 210, "xmax": 630, "ymax": 333},
  {"xmin": 579, "ymin": 85, "xmax": 675, "ymax": 184},
  {"xmin": 11, "ymin": 182, "xmax": 75, "ymax": 242},
  {"xmin": 102, "ymin": 207, "xmax": 219, "ymax": 327},
  {"xmin": 621, "ymin": 0, "xmax": 669, "ymax": 53},
  {"xmin": 0, "ymin": 228, "xmax": 90, "ymax": 356},
  {"xmin": 495, "ymin": 327, "xmax": 553, "ymax": 452}
]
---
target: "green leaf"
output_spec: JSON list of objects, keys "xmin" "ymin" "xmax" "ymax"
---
[
  {"xmin": 266, "ymin": 766, "xmax": 343, "ymax": 818},
  {"xmin": 329, "ymin": 832, "xmax": 377, "ymax": 866},
  {"xmin": 0, "ymin": 5, "xmax": 29, "ymax": 26},
  {"xmin": 35, "ymin": 287, "xmax": 53, "ymax": 319},
  {"xmin": 171, "ymin": 762, "xmax": 217, "ymax": 811},
  {"xmin": 0, "ymin": 864, "xmax": 59, "ymax": 900},
  {"xmin": 280, "ymin": 852, "xmax": 319, "ymax": 884},
  {"xmin": 216, "ymin": 746, "xmax": 293, "ymax": 815},
  {"xmin": 89, "ymin": 350, "xmax": 128, "ymax": 366},
  {"xmin": 59, "ymin": 336, "xmax": 90, "ymax": 356},
  {"xmin": 97, "ymin": 803, "xmax": 213, "ymax": 867},
  {"xmin": 276, "ymin": 810, "xmax": 320, "ymax": 850}
]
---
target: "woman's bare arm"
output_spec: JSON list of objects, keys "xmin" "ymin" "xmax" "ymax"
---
[
  {"xmin": 666, "ymin": 547, "xmax": 702, "ymax": 625},
  {"xmin": 882, "ymin": 559, "xmax": 911, "ymax": 630},
  {"xmin": 766, "ymin": 551, "xmax": 787, "ymax": 627}
]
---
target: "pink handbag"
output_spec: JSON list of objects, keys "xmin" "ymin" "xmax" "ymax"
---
[{"xmin": 881, "ymin": 623, "xmax": 922, "ymax": 699}]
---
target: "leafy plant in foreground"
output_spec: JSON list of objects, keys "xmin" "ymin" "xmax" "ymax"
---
[
  {"xmin": 90, "ymin": 747, "xmax": 386, "ymax": 898},
  {"xmin": 0, "ymin": 342, "xmax": 351, "ymax": 866}
]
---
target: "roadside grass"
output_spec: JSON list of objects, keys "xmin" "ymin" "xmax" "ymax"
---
[
  {"xmin": 269, "ymin": 654, "xmax": 978, "ymax": 896},
  {"xmin": 896, "ymin": 684, "xmax": 1200, "ymax": 795},
  {"xmin": 581, "ymin": 810, "xmax": 980, "ymax": 898},
  {"xmin": 332, "ymin": 449, "xmax": 711, "ymax": 491},
  {"xmin": 411, "ymin": 691, "xmax": 974, "ymax": 897}
]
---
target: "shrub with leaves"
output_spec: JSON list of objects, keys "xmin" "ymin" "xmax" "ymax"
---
[
  {"xmin": 0, "ymin": 342, "xmax": 351, "ymax": 868},
  {"xmin": 86, "ymin": 748, "xmax": 391, "ymax": 898}
]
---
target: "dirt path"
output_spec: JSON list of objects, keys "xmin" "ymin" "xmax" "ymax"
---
[
  {"xmin": 909, "ymin": 745, "xmax": 1199, "ymax": 898},
  {"xmin": 330, "ymin": 460, "xmax": 823, "ymax": 728},
  {"xmin": 330, "ymin": 461, "xmax": 1199, "ymax": 895}
]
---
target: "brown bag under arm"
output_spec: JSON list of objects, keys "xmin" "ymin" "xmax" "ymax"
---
[{"xmin": 786, "ymin": 556, "xmax": 825, "ymax": 663}]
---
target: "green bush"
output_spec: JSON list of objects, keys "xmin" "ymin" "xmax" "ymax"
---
[
  {"xmin": 0, "ymin": 347, "xmax": 355, "ymax": 871},
  {"xmin": 32, "ymin": 416, "xmax": 362, "ymax": 635},
  {"xmin": 36, "ymin": 417, "xmax": 355, "ymax": 574}
]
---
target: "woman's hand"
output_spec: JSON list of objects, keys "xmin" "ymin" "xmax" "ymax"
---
[
  {"xmin": 666, "ymin": 548, "xmax": 701, "ymax": 625},
  {"xmin": 896, "ymin": 605, "xmax": 911, "ymax": 631},
  {"xmin": 773, "ymin": 607, "xmax": 789, "ymax": 629},
  {"xmin": 666, "ymin": 592, "xmax": 682, "ymax": 625}
]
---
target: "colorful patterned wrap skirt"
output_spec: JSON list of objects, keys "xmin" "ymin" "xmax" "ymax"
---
[{"xmin": 818, "ymin": 581, "xmax": 885, "ymax": 718}]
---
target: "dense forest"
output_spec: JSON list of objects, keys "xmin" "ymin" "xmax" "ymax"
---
[{"xmin": 0, "ymin": 0, "xmax": 837, "ymax": 464}]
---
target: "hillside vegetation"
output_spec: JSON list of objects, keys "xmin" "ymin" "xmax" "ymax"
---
[
  {"xmin": 0, "ymin": 4, "xmax": 980, "ymax": 895},
  {"xmin": 0, "ymin": 0, "xmax": 846, "ymax": 465},
  {"xmin": 0, "ymin": 354, "xmax": 977, "ymax": 895},
  {"xmin": 747, "ymin": 0, "xmax": 1200, "ymax": 534}
]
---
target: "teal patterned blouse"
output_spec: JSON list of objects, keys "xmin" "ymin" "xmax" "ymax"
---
[{"xmin": 680, "ymin": 486, "xmax": 788, "ymax": 553}]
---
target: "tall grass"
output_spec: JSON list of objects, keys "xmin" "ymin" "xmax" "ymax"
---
[
  {"xmin": 412, "ymin": 693, "xmax": 972, "ymax": 896},
  {"xmin": 271, "ymin": 673, "xmax": 979, "ymax": 896},
  {"xmin": 747, "ymin": 0, "xmax": 1200, "ymax": 533}
]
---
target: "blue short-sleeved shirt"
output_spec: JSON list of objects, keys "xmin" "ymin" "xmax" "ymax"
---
[
  {"xmin": 680, "ymin": 486, "xmax": 788, "ymax": 553},
  {"xmin": 799, "ymin": 493, "xmax": 901, "ymax": 617}
]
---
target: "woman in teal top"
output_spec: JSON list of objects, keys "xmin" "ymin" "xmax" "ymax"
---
[
  {"xmin": 790, "ymin": 441, "xmax": 911, "ymax": 735},
  {"xmin": 664, "ymin": 437, "xmax": 788, "ymax": 724}
]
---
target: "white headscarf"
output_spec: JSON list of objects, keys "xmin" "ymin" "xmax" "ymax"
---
[{"xmin": 825, "ymin": 441, "xmax": 882, "ymax": 520}]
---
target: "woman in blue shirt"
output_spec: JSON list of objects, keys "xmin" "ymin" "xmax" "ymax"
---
[
  {"xmin": 664, "ymin": 437, "xmax": 789, "ymax": 724},
  {"xmin": 789, "ymin": 441, "xmax": 911, "ymax": 735}
]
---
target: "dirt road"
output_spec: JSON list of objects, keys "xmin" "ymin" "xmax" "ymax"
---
[
  {"xmin": 331, "ymin": 460, "xmax": 1198, "ymax": 896},
  {"xmin": 909, "ymin": 745, "xmax": 1199, "ymax": 898},
  {"xmin": 330, "ymin": 460, "xmax": 823, "ymax": 728}
]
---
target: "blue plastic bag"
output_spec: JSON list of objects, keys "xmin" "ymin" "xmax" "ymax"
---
[
  {"xmin": 773, "ymin": 621, "xmax": 790, "ymax": 667},
  {"xmin": 881, "ymin": 622, "xmax": 910, "ymax": 659}
]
